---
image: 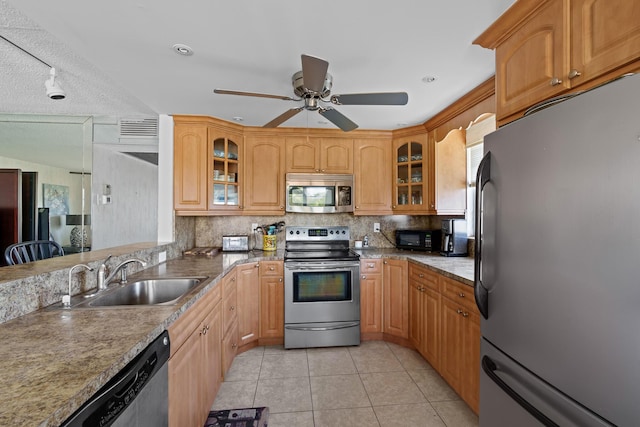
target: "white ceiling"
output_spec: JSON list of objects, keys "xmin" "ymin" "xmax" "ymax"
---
[{"xmin": 1, "ymin": 0, "xmax": 515, "ymax": 131}]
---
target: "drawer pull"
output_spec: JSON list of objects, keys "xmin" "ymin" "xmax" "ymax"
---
[
  {"xmin": 550, "ymin": 77, "xmax": 563, "ymax": 86},
  {"xmin": 458, "ymin": 292, "xmax": 465, "ymax": 298},
  {"xmin": 231, "ymin": 343, "xmax": 237, "ymax": 349},
  {"xmin": 367, "ymin": 263, "xmax": 374, "ymax": 268},
  {"xmin": 462, "ymin": 312, "xmax": 469, "ymax": 318},
  {"xmin": 362, "ymin": 275, "xmax": 367, "ymax": 279},
  {"xmin": 269, "ymin": 266, "xmax": 275, "ymax": 271},
  {"xmin": 457, "ymin": 309, "xmax": 463, "ymax": 314},
  {"xmin": 568, "ymin": 69, "xmax": 581, "ymax": 79}
]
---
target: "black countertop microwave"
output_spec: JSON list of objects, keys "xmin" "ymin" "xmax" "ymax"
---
[{"xmin": 395, "ymin": 229, "xmax": 442, "ymax": 252}]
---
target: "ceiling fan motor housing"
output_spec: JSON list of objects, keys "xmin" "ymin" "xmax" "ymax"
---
[{"xmin": 292, "ymin": 70, "xmax": 333, "ymax": 99}]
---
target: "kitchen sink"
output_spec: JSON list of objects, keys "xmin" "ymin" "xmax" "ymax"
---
[{"xmin": 86, "ymin": 277, "xmax": 206, "ymax": 307}]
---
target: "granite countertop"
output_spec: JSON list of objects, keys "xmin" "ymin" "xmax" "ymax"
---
[{"xmin": 0, "ymin": 249, "xmax": 472, "ymax": 427}]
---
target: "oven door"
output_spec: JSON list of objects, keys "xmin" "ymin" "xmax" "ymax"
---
[{"xmin": 284, "ymin": 260, "xmax": 360, "ymax": 324}]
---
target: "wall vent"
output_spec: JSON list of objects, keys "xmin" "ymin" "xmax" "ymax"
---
[{"xmin": 118, "ymin": 117, "xmax": 159, "ymax": 138}]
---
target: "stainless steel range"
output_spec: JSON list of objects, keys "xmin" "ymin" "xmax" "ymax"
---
[{"xmin": 284, "ymin": 226, "xmax": 361, "ymax": 349}]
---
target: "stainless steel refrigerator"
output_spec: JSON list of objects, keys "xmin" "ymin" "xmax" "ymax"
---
[{"xmin": 474, "ymin": 73, "xmax": 640, "ymax": 427}]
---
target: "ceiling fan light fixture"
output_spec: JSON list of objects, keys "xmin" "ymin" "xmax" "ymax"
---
[{"xmin": 172, "ymin": 44, "xmax": 194, "ymax": 56}]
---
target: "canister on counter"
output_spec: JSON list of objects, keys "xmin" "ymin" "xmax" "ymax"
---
[{"xmin": 263, "ymin": 235, "xmax": 276, "ymax": 251}]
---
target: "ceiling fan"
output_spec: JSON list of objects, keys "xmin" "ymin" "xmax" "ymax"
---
[{"xmin": 214, "ymin": 54, "xmax": 409, "ymax": 132}]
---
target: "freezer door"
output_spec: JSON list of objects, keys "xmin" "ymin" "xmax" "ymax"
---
[
  {"xmin": 477, "ymin": 74, "xmax": 640, "ymax": 426},
  {"xmin": 480, "ymin": 339, "xmax": 613, "ymax": 427}
]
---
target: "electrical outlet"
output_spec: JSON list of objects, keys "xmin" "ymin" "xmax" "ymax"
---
[
  {"xmin": 374, "ymin": 223, "xmax": 381, "ymax": 233},
  {"xmin": 251, "ymin": 223, "xmax": 259, "ymax": 232},
  {"xmin": 159, "ymin": 251, "xmax": 167, "ymax": 263}
]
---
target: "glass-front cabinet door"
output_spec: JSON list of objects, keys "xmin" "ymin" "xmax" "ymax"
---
[
  {"xmin": 393, "ymin": 133, "xmax": 428, "ymax": 213},
  {"xmin": 209, "ymin": 128, "xmax": 242, "ymax": 211}
]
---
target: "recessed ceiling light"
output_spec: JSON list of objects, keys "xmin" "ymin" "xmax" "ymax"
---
[
  {"xmin": 397, "ymin": 122, "xmax": 409, "ymax": 127},
  {"xmin": 232, "ymin": 116, "xmax": 244, "ymax": 122},
  {"xmin": 172, "ymin": 44, "xmax": 194, "ymax": 56},
  {"xmin": 421, "ymin": 75, "xmax": 437, "ymax": 84},
  {"xmin": 318, "ymin": 121, "xmax": 329, "ymax": 125}
]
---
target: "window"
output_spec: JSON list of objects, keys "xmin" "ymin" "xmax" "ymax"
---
[{"xmin": 465, "ymin": 114, "xmax": 496, "ymax": 237}]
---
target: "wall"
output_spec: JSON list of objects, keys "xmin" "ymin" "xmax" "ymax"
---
[
  {"xmin": 91, "ymin": 145, "xmax": 158, "ymax": 250},
  {"xmin": 0, "ymin": 156, "xmax": 90, "ymax": 245}
]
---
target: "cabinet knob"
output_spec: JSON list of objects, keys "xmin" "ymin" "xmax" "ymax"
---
[
  {"xmin": 231, "ymin": 277, "xmax": 235, "ymax": 282},
  {"xmin": 280, "ymin": 206, "xmax": 285, "ymax": 210},
  {"xmin": 230, "ymin": 306, "xmax": 235, "ymax": 311},
  {"xmin": 362, "ymin": 275, "xmax": 367, "ymax": 279},
  {"xmin": 367, "ymin": 263, "xmax": 374, "ymax": 268},
  {"xmin": 457, "ymin": 309, "xmax": 463, "ymax": 314},
  {"xmin": 431, "ymin": 203, "xmax": 435, "ymax": 208},
  {"xmin": 419, "ymin": 273, "xmax": 424, "ymax": 278},
  {"xmin": 279, "ymin": 278, "xmax": 282, "ymax": 282},
  {"xmin": 255, "ymin": 263, "xmax": 260, "ymax": 268},
  {"xmin": 550, "ymin": 77, "xmax": 563, "ymax": 86},
  {"xmin": 269, "ymin": 266, "xmax": 275, "ymax": 271},
  {"xmin": 383, "ymin": 261, "xmax": 388, "ymax": 264},
  {"xmin": 462, "ymin": 312, "xmax": 469, "ymax": 318},
  {"xmin": 458, "ymin": 292, "xmax": 465, "ymax": 298},
  {"xmin": 392, "ymin": 205, "xmax": 397, "ymax": 209},
  {"xmin": 568, "ymin": 69, "xmax": 582, "ymax": 79}
]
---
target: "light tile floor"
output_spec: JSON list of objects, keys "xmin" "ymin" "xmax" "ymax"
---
[{"xmin": 211, "ymin": 341, "xmax": 478, "ymax": 427}]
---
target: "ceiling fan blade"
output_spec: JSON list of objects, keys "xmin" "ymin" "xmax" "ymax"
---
[
  {"xmin": 319, "ymin": 108, "xmax": 358, "ymax": 132},
  {"xmin": 214, "ymin": 89, "xmax": 295, "ymax": 101},
  {"xmin": 301, "ymin": 54, "xmax": 329, "ymax": 94},
  {"xmin": 264, "ymin": 107, "xmax": 304, "ymax": 128},
  {"xmin": 330, "ymin": 92, "xmax": 409, "ymax": 106}
]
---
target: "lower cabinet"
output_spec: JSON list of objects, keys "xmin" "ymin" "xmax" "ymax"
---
[
  {"xmin": 439, "ymin": 276, "xmax": 480, "ymax": 414},
  {"xmin": 221, "ymin": 271, "xmax": 238, "ymax": 377},
  {"xmin": 168, "ymin": 285, "xmax": 222, "ymax": 427},
  {"xmin": 382, "ymin": 259, "xmax": 409, "ymax": 339},
  {"xmin": 360, "ymin": 259, "xmax": 383, "ymax": 334},
  {"xmin": 408, "ymin": 265, "xmax": 440, "ymax": 371},
  {"xmin": 259, "ymin": 261, "xmax": 284, "ymax": 342},
  {"xmin": 236, "ymin": 262, "xmax": 260, "ymax": 347}
]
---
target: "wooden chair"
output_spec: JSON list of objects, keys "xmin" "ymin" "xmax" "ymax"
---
[{"xmin": 4, "ymin": 240, "xmax": 65, "ymax": 265}]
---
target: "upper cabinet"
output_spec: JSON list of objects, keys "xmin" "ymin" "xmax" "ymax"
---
[
  {"xmin": 285, "ymin": 137, "xmax": 353, "ymax": 173},
  {"xmin": 431, "ymin": 129, "xmax": 467, "ymax": 215},
  {"xmin": 392, "ymin": 133, "xmax": 429, "ymax": 214},
  {"xmin": 173, "ymin": 116, "xmax": 244, "ymax": 215},
  {"xmin": 475, "ymin": 0, "xmax": 640, "ymax": 125},
  {"xmin": 244, "ymin": 134, "xmax": 286, "ymax": 214},
  {"xmin": 353, "ymin": 138, "xmax": 392, "ymax": 215}
]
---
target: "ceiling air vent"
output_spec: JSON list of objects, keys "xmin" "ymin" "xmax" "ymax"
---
[{"xmin": 118, "ymin": 117, "xmax": 159, "ymax": 138}]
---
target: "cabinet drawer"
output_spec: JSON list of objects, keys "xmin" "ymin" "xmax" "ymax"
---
[
  {"xmin": 169, "ymin": 284, "xmax": 221, "ymax": 356},
  {"xmin": 361, "ymin": 259, "xmax": 382, "ymax": 274},
  {"xmin": 409, "ymin": 264, "xmax": 439, "ymax": 291},
  {"xmin": 260, "ymin": 261, "xmax": 283, "ymax": 276},
  {"xmin": 440, "ymin": 276, "xmax": 476, "ymax": 311}
]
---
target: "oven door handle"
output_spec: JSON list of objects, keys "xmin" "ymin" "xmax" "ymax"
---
[
  {"xmin": 285, "ymin": 322, "xmax": 360, "ymax": 332},
  {"xmin": 285, "ymin": 262, "xmax": 360, "ymax": 270}
]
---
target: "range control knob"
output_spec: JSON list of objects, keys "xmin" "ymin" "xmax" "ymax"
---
[
  {"xmin": 289, "ymin": 230, "xmax": 294, "ymax": 234},
  {"xmin": 296, "ymin": 230, "xmax": 300, "ymax": 234}
]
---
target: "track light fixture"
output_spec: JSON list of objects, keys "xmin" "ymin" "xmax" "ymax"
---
[
  {"xmin": 45, "ymin": 67, "xmax": 66, "ymax": 99},
  {"xmin": 0, "ymin": 34, "xmax": 66, "ymax": 100}
]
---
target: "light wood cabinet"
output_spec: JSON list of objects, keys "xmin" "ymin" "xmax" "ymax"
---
[
  {"xmin": 209, "ymin": 128, "xmax": 243, "ymax": 212},
  {"xmin": 259, "ymin": 261, "xmax": 284, "ymax": 341},
  {"xmin": 431, "ymin": 129, "xmax": 467, "ymax": 215},
  {"xmin": 221, "ymin": 271, "xmax": 238, "ymax": 376},
  {"xmin": 475, "ymin": 0, "xmax": 640, "ymax": 125},
  {"xmin": 168, "ymin": 285, "xmax": 222, "ymax": 427},
  {"xmin": 382, "ymin": 259, "xmax": 408, "ymax": 339},
  {"xmin": 360, "ymin": 259, "xmax": 383, "ymax": 335},
  {"xmin": 392, "ymin": 133, "xmax": 429, "ymax": 214},
  {"xmin": 353, "ymin": 138, "xmax": 392, "ymax": 215},
  {"xmin": 236, "ymin": 262, "xmax": 260, "ymax": 347},
  {"xmin": 440, "ymin": 276, "xmax": 480, "ymax": 414},
  {"xmin": 173, "ymin": 116, "xmax": 243, "ymax": 214},
  {"xmin": 243, "ymin": 135, "xmax": 286, "ymax": 214},
  {"xmin": 408, "ymin": 264, "xmax": 440, "ymax": 370},
  {"xmin": 174, "ymin": 123, "xmax": 208, "ymax": 211},
  {"xmin": 285, "ymin": 136, "xmax": 353, "ymax": 173}
]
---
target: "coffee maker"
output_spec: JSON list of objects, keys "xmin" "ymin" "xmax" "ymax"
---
[{"xmin": 441, "ymin": 219, "xmax": 468, "ymax": 257}]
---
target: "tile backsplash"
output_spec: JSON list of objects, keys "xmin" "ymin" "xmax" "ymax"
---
[{"xmin": 193, "ymin": 214, "xmax": 457, "ymax": 250}]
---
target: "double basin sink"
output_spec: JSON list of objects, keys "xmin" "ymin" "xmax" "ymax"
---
[{"xmin": 73, "ymin": 277, "xmax": 208, "ymax": 308}]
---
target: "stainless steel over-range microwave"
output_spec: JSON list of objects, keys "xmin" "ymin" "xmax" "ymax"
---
[{"xmin": 286, "ymin": 173, "xmax": 354, "ymax": 213}]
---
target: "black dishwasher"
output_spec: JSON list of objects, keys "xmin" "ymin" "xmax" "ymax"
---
[{"xmin": 61, "ymin": 330, "xmax": 170, "ymax": 427}]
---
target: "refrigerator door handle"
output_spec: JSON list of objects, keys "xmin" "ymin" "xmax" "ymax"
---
[
  {"xmin": 474, "ymin": 152, "xmax": 491, "ymax": 319},
  {"xmin": 482, "ymin": 355, "xmax": 560, "ymax": 427}
]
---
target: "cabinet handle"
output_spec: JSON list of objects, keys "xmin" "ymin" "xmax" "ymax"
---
[
  {"xmin": 462, "ymin": 312, "xmax": 469, "ymax": 317},
  {"xmin": 458, "ymin": 292, "xmax": 465, "ymax": 298},
  {"xmin": 457, "ymin": 309, "xmax": 463, "ymax": 314},
  {"xmin": 550, "ymin": 77, "xmax": 563, "ymax": 86},
  {"xmin": 568, "ymin": 69, "xmax": 582, "ymax": 79}
]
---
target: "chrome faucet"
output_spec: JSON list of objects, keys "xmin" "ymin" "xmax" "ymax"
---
[
  {"xmin": 96, "ymin": 254, "xmax": 113, "ymax": 291},
  {"xmin": 100, "ymin": 258, "xmax": 147, "ymax": 288},
  {"xmin": 63, "ymin": 263, "xmax": 93, "ymax": 307}
]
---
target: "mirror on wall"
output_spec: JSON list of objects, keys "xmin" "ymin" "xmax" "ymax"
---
[{"xmin": 0, "ymin": 114, "xmax": 92, "ymax": 264}]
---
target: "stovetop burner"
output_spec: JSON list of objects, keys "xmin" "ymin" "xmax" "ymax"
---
[{"xmin": 284, "ymin": 226, "xmax": 360, "ymax": 262}]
